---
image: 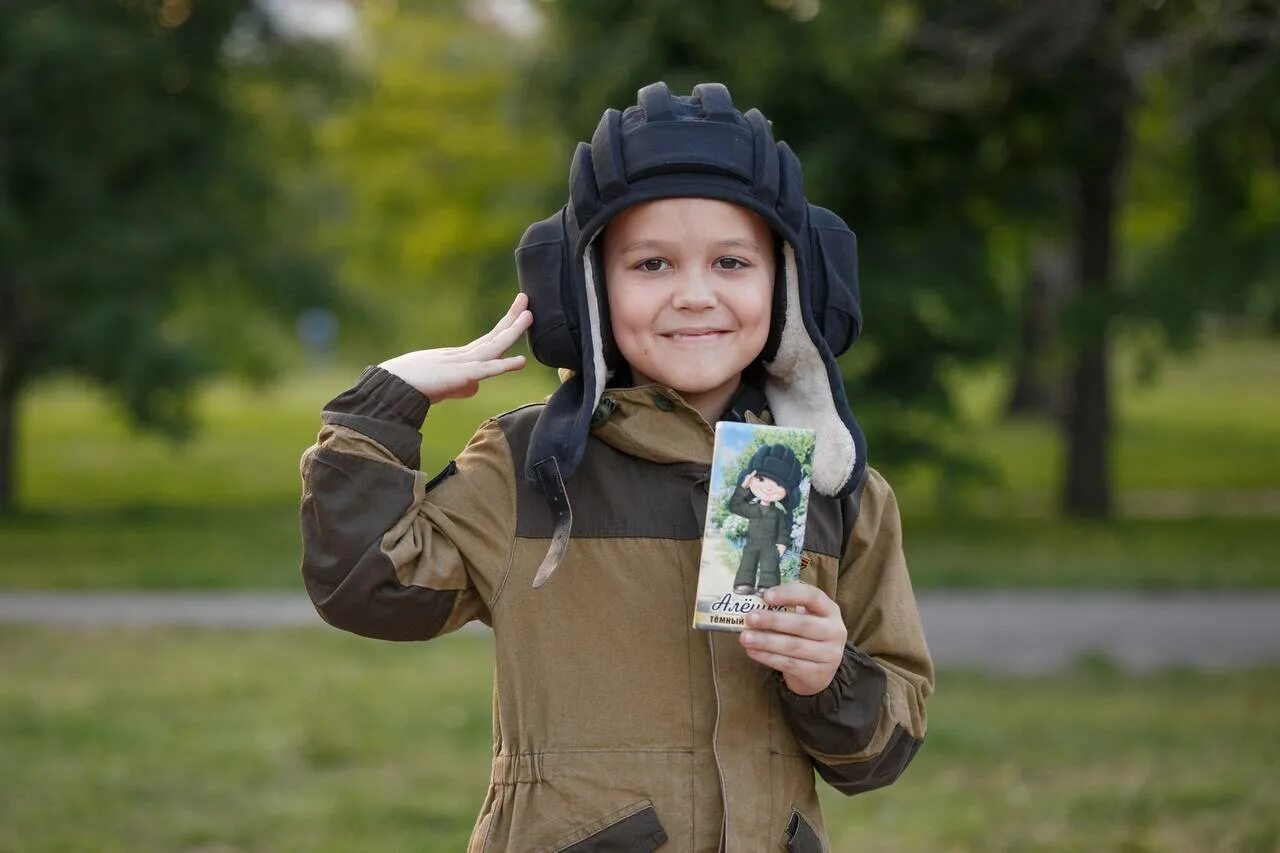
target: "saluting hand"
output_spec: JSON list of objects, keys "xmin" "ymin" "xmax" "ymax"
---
[
  {"xmin": 738, "ymin": 582, "xmax": 847, "ymax": 696},
  {"xmin": 379, "ymin": 292, "xmax": 533, "ymax": 402}
]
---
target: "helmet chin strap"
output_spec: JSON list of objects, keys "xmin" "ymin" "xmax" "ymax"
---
[
  {"xmin": 530, "ymin": 456, "xmax": 572, "ymax": 589},
  {"xmin": 529, "ymin": 235, "xmax": 607, "ymax": 589}
]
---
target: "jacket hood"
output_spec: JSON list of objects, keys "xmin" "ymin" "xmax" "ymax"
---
[{"xmin": 514, "ymin": 81, "xmax": 868, "ymax": 587}]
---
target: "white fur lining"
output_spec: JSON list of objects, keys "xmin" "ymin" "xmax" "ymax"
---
[
  {"xmin": 581, "ymin": 239, "xmax": 608, "ymax": 418},
  {"xmin": 763, "ymin": 243, "xmax": 856, "ymax": 496}
]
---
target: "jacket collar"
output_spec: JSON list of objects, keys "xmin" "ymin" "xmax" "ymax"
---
[
  {"xmin": 720, "ymin": 375, "xmax": 773, "ymax": 426},
  {"xmin": 588, "ymin": 377, "xmax": 773, "ymax": 466}
]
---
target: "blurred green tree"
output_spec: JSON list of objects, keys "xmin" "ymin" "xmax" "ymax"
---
[
  {"xmin": 313, "ymin": 0, "xmax": 561, "ymax": 360},
  {"xmin": 527, "ymin": 0, "xmax": 1012, "ymax": 500},
  {"xmin": 909, "ymin": 0, "xmax": 1280, "ymax": 515},
  {"xmin": 527, "ymin": 0, "xmax": 1279, "ymax": 517},
  {"xmin": 0, "ymin": 0, "xmax": 340, "ymax": 512},
  {"xmin": 1127, "ymin": 3, "xmax": 1280, "ymax": 342}
]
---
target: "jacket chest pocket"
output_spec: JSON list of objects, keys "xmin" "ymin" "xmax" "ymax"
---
[{"xmin": 546, "ymin": 800, "xmax": 667, "ymax": 852}]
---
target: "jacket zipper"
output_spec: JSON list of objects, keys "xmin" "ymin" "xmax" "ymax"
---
[{"xmin": 707, "ymin": 634, "xmax": 729, "ymax": 853}]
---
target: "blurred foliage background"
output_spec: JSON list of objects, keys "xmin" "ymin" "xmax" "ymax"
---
[
  {"xmin": 1, "ymin": 0, "xmax": 1276, "ymax": 520},
  {"xmin": 1, "ymin": 0, "xmax": 1278, "ymax": 850}
]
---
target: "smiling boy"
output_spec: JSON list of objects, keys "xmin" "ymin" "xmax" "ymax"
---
[{"xmin": 300, "ymin": 82, "xmax": 934, "ymax": 852}]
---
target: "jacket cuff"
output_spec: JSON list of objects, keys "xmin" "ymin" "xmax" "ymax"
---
[
  {"xmin": 324, "ymin": 366, "xmax": 430, "ymax": 426},
  {"xmin": 320, "ymin": 366, "xmax": 431, "ymax": 470},
  {"xmin": 773, "ymin": 640, "xmax": 887, "ymax": 755},
  {"xmin": 776, "ymin": 641, "xmax": 879, "ymax": 713}
]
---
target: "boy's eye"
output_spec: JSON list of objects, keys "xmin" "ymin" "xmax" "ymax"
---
[{"xmin": 632, "ymin": 256, "xmax": 747, "ymax": 272}]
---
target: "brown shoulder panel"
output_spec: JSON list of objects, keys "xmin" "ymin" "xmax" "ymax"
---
[
  {"xmin": 497, "ymin": 404, "xmax": 706, "ymax": 541},
  {"xmin": 802, "ymin": 493, "xmax": 843, "ymax": 558}
]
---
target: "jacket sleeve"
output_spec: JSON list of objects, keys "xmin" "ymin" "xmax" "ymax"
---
[
  {"xmin": 774, "ymin": 467, "xmax": 935, "ymax": 795},
  {"xmin": 298, "ymin": 366, "xmax": 516, "ymax": 641}
]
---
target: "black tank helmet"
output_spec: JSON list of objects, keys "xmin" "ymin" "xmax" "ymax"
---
[
  {"xmin": 515, "ymin": 82, "xmax": 867, "ymax": 586},
  {"xmin": 743, "ymin": 443, "xmax": 805, "ymax": 511}
]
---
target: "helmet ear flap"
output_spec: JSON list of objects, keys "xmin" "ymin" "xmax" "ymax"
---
[
  {"xmin": 516, "ymin": 208, "xmax": 580, "ymax": 369},
  {"xmin": 807, "ymin": 206, "xmax": 863, "ymax": 357}
]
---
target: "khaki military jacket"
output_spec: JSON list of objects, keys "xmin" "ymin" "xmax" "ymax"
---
[{"xmin": 299, "ymin": 366, "xmax": 935, "ymax": 852}]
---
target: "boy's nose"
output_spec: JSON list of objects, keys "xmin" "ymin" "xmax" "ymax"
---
[{"xmin": 670, "ymin": 270, "xmax": 718, "ymax": 310}]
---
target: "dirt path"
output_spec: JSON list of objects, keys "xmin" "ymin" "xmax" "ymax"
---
[{"xmin": 2, "ymin": 589, "xmax": 1279, "ymax": 674}]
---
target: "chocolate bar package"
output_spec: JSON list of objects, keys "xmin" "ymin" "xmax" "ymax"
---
[{"xmin": 693, "ymin": 421, "xmax": 815, "ymax": 632}]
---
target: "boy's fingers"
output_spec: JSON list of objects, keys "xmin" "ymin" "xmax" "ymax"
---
[
  {"xmin": 497, "ymin": 310, "xmax": 533, "ymax": 348},
  {"xmin": 739, "ymin": 630, "xmax": 833, "ymax": 664},
  {"xmin": 491, "ymin": 292, "xmax": 526, "ymax": 328},
  {"xmin": 490, "ymin": 295, "xmax": 528, "ymax": 338},
  {"xmin": 742, "ymin": 647, "xmax": 828, "ymax": 679},
  {"xmin": 462, "ymin": 294, "xmax": 529, "ymax": 353},
  {"xmin": 760, "ymin": 582, "xmax": 838, "ymax": 618},
  {"xmin": 464, "ymin": 313, "xmax": 515, "ymax": 353},
  {"xmin": 496, "ymin": 293, "xmax": 530, "ymax": 335},
  {"xmin": 469, "ymin": 309, "xmax": 532, "ymax": 359},
  {"xmin": 745, "ymin": 608, "xmax": 843, "ymax": 642},
  {"xmin": 471, "ymin": 355, "xmax": 525, "ymax": 379}
]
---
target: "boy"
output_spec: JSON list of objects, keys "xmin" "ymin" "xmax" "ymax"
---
[{"xmin": 300, "ymin": 82, "xmax": 934, "ymax": 852}]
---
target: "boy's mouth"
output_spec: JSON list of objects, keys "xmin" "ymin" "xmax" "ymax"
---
[{"xmin": 660, "ymin": 327, "xmax": 731, "ymax": 343}]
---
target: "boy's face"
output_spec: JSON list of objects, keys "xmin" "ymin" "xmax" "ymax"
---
[
  {"xmin": 602, "ymin": 197, "xmax": 774, "ymax": 402},
  {"xmin": 747, "ymin": 473, "xmax": 787, "ymax": 504}
]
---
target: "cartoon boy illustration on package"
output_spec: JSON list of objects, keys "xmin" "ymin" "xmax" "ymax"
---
[
  {"xmin": 693, "ymin": 421, "xmax": 815, "ymax": 632},
  {"xmin": 729, "ymin": 444, "xmax": 803, "ymax": 595}
]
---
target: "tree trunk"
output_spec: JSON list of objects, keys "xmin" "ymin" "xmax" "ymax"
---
[
  {"xmin": 0, "ymin": 364, "xmax": 17, "ymax": 516},
  {"xmin": 1006, "ymin": 240, "xmax": 1070, "ymax": 419},
  {"xmin": 1061, "ymin": 55, "xmax": 1131, "ymax": 518},
  {"xmin": 0, "ymin": 273, "xmax": 22, "ymax": 516}
]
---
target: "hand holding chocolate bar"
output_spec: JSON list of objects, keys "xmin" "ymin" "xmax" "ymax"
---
[{"xmin": 739, "ymin": 582, "xmax": 847, "ymax": 696}]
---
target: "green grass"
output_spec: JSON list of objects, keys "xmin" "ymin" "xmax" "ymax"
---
[
  {"xmin": 1, "ymin": 335, "xmax": 1277, "ymax": 589},
  {"xmin": 902, "ymin": 516, "xmax": 1280, "ymax": 589},
  {"xmin": 1, "ymin": 626, "xmax": 1276, "ymax": 852},
  {"xmin": 898, "ymin": 334, "xmax": 1280, "ymax": 500},
  {"xmin": 0, "ymin": 504, "xmax": 304, "ymax": 588},
  {"xmin": 0, "ymin": 366, "xmax": 554, "ymax": 589},
  {"xmin": 12, "ymin": 366, "xmax": 554, "ymax": 509}
]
